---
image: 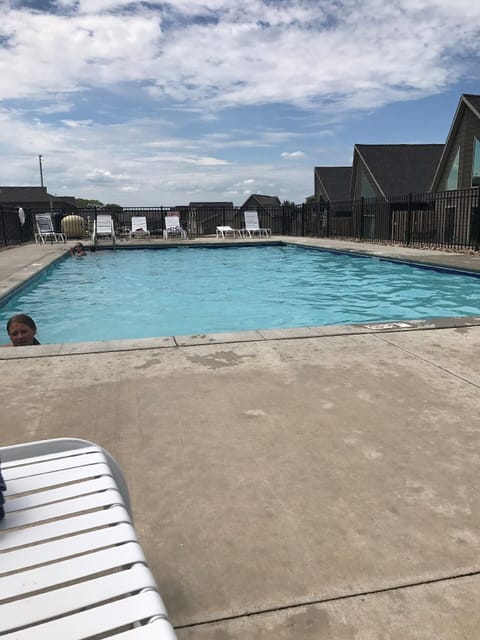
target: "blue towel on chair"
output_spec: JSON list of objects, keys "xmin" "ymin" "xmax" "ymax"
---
[{"xmin": 0, "ymin": 459, "xmax": 6, "ymax": 520}]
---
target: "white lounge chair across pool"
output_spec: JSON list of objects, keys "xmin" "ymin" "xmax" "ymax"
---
[
  {"xmin": 35, "ymin": 213, "xmax": 66, "ymax": 243},
  {"xmin": 93, "ymin": 214, "xmax": 116, "ymax": 245},
  {"xmin": 129, "ymin": 216, "xmax": 151, "ymax": 239},
  {"xmin": 216, "ymin": 226, "xmax": 241, "ymax": 238},
  {"xmin": 0, "ymin": 438, "xmax": 176, "ymax": 639},
  {"xmin": 242, "ymin": 210, "xmax": 271, "ymax": 237},
  {"xmin": 163, "ymin": 215, "xmax": 187, "ymax": 240}
]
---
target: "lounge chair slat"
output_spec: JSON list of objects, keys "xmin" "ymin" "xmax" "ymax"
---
[
  {"xmin": 1, "ymin": 588, "xmax": 167, "ymax": 639},
  {"xmin": 5, "ymin": 475, "xmax": 117, "ymax": 511},
  {"xmin": 0, "ymin": 563, "xmax": 159, "ymax": 631},
  {"xmin": 1, "ymin": 490, "xmax": 123, "ymax": 528},
  {"xmin": 0, "ymin": 564, "xmax": 161, "ymax": 633},
  {"xmin": 1, "ymin": 446, "xmax": 101, "ymax": 469},
  {"xmin": 5, "ymin": 462, "xmax": 112, "ymax": 494},
  {"xmin": 109, "ymin": 619, "xmax": 178, "ymax": 639},
  {"xmin": 0, "ymin": 541, "xmax": 148, "ymax": 602},
  {"xmin": 3, "ymin": 452, "xmax": 106, "ymax": 480},
  {"xmin": 0, "ymin": 522, "xmax": 137, "ymax": 573},
  {"xmin": 0, "ymin": 504, "xmax": 131, "ymax": 551}
]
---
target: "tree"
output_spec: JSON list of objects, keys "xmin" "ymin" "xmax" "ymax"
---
[{"xmin": 75, "ymin": 198, "xmax": 104, "ymax": 208}]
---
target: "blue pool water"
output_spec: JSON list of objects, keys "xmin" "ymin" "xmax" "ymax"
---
[{"xmin": 1, "ymin": 245, "xmax": 480, "ymax": 344}]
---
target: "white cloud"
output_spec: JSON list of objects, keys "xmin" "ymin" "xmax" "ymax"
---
[
  {"xmin": 281, "ymin": 151, "xmax": 305, "ymax": 159},
  {"xmin": 1, "ymin": 1, "xmax": 479, "ymax": 108},
  {"xmin": 61, "ymin": 119, "xmax": 94, "ymax": 127},
  {"xmin": 1, "ymin": 1, "xmax": 480, "ymax": 205}
]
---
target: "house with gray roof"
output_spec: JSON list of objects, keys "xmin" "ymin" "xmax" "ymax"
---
[
  {"xmin": 431, "ymin": 94, "xmax": 480, "ymax": 191},
  {"xmin": 238, "ymin": 194, "xmax": 281, "ymax": 213},
  {"xmin": 351, "ymin": 144, "xmax": 444, "ymax": 200},
  {"xmin": 428, "ymin": 94, "xmax": 480, "ymax": 245},
  {"xmin": 314, "ymin": 166, "xmax": 352, "ymax": 203},
  {"xmin": 0, "ymin": 186, "xmax": 76, "ymax": 213}
]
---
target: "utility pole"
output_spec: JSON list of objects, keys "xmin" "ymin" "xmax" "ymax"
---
[{"xmin": 38, "ymin": 155, "xmax": 44, "ymax": 187}]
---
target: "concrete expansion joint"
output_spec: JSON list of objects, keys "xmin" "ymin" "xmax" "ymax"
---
[
  {"xmin": 373, "ymin": 333, "xmax": 480, "ymax": 389},
  {"xmin": 173, "ymin": 568, "xmax": 480, "ymax": 631}
]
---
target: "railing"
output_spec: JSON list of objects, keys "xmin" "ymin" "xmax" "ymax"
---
[{"xmin": 2, "ymin": 187, "xmax": 480, "ymax": 251}]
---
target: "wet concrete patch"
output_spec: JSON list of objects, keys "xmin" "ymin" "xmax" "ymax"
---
[{"xmin": 185, "ymin": 350, "xmax": 254, "ymax": 369}]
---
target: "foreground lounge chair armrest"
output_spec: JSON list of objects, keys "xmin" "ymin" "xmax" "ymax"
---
[{"xmin": 0, "ymin": 438, "xmax": 177, "ymax": 639}]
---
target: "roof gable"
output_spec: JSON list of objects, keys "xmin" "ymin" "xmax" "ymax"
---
[
  {"xmin": 354, "ymin": 144, "xmax": 444, "ymax": 197},
  {"xmin": 431, "ymin": 93, "xmax": 480, "ymax": 190},
  {"xmin": 240, "ymin": 194, "xmax": 281, "ymax": 208},
  {"xmin": 315, "ymin": 166, "xmax": 352, "ymax": 202}
]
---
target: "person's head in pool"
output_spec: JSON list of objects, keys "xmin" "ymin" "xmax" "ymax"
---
[
  {"xmin": 71, "ymin": 242, "xmax": 86, "ymax": 257},
  {"xmin": 4, "ymin": 314, "xmax": 40, "ymax": 347}
]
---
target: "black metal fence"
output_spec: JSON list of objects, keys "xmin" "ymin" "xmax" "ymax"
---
[
  {"xmin": 2, "ymin": 186, "xmax": 480, "ymax": 250},
  {"xmin": 0, "ymin": 205, "xmax": 35, "ymax": 246}
]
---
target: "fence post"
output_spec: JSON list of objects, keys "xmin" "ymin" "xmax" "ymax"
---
[
  {"xmin": 0, "ymin": 206, "xmax": 7, "ymax": 246},
  {"xmin": 475, "ymin": 188, "xmax": 480, "ymax": 251},
  {"xmin": 359, "ymin": 198, "xmax": 364, "ymax": 240},
  {"xmin": 325, "ymin": 204, "xmax": 330, "ymax": 238},
  {"xmin": 387, "ymin": 198, "xmax": 393, "ymax": 241},
  {"xmin": 406, "ymin": 192, "xmax": 412, "ymax": 245}
]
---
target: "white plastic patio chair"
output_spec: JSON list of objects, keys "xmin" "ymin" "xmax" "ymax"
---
[
  {"xmin": 129, "ymin": 216, "xmax": 151, "ymax": 240},
  {"xmin": 242, "ymin": 210, "xmax": 271, "ymax": 237},
  {"xmin": 163, "ymin": 215, "xmax": 187, "ymax": 240},
  {"xmin": 0, "ymin": 438, "xmax": 176, "ymax": 639},
  {"xmin": 216, "ymin": 226, "xmax": 241, "ymax": 238},
  {"xmin": 35, "ymin": 213, "xmax": 66, "ymax": 243},
  {"xmin": 93, "ymin": 214, "xmax": 116, "ymax": 245}
]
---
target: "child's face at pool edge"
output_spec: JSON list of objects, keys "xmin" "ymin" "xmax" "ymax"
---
[{"xmin": 8, "ymin": 322, "xmax": 36, "ymax": 346}]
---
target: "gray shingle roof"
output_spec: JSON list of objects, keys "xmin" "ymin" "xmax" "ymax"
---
[
  {"xmin": 463, "ymin": 94, "xmax": 480, "ymax": 118},
  {"xmin": 430, "ymin": 93, "xmax": 480, "ymax": 190},
  {"xmin": 189, "ymin": 202, "xmax": 234, "ymax": 208},
  {"xmin": 315, "ymin": 167, "xmax": 352, "ymax": 202},
  {"xmin": 243, "ymin": 194, "xmax": 281, "ymax": 206},
  {"xmin": 0, "ymin": 186, "xmax": 50, "ymax": 203},
  {"xmin": 355, "ymin": 144, "xmax": 444, "ymax": 197}
]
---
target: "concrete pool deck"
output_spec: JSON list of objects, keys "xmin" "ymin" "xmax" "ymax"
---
[{"xmin": 1, "ymin": 237, "xmax": 480, "ymax": 638}]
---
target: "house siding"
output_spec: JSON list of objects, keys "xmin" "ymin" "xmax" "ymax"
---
[{"xmin": 435, "ymin": 106, "xmax": 480, "ymax": 191}]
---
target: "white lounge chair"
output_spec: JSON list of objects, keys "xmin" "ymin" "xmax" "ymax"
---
[
  {"xmin": 0, "ymin": 438, "xmax": 177, "ymax": 639},
  {"xmin": 35, "ymin": 213, "xmax": 66, "ymax": 243},
  {"xmin": 93, "ymin": 214, "xmax": 116, "ymax": 245},
  {"xmin": 163, "ymin": 215, "xmax": 187, "ymax": 240},
  {"xmin": 242, "ymin": 210, "xmax": 271, "ymax": 237},
  {"xmin": 129, "ymin": 216, "xmax": 151, "ymax": 240},
  {"xmin": 216, "ymin": 226, "xmax": 241, "ymax": 238}
]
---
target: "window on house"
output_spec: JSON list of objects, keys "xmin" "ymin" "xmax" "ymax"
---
[
  {"xmin": 472, "ymin": 138, "xmax": 480, "ymax": 187},
  {"xmin": 446, "ymin": 147, "xmax": 460, "ymax": 191},
  {"xmin": 360, "ymin": 169, "xmax": 377, "ymax": 198}
]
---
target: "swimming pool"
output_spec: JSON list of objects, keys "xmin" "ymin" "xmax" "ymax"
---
[{"xmin": 1, "ymin": 244, "xmax": 480, "ymax": 344}]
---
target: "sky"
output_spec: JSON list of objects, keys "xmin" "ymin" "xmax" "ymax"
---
[{"xmin": 1, "ymin": 1, "xmax": 480, "ymax": 207}]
